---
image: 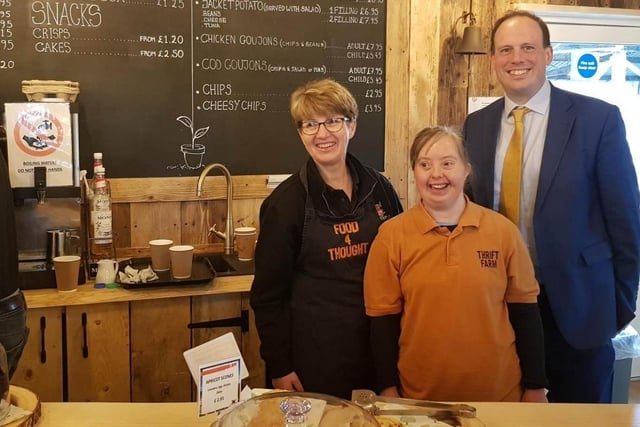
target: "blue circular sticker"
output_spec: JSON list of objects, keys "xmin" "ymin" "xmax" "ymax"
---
[{"xmin": 577, "ymin": 53, "xmax": 598, "ymax": 78}]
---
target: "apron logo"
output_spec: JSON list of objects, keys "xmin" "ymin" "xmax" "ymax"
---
[
  {"xmin": 477, "ymin": 250, "xmax": 499, "ymax": 268},
  {"xmin": 328, "ymin": 221, "xmax": 369, "ymax": 260},
  {"xmin": 375, "ymin": 202, "xmax": 388, "ymax": 221}
]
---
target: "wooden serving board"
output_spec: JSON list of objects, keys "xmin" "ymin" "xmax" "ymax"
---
[{"xmin": 4, "ymin": 386, "xmax": 40, "ymax": 427}]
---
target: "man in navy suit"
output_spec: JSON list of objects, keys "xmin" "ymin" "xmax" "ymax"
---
[{"xmin": 463, "ymin": 10, "xmax": 640, "ymax": 403}]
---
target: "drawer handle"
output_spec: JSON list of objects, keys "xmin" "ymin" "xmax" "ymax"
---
[
  {"xmin": 188, "ymin": 309, "xmax": 249, "ymax": 333},
  {"xmin": 81, "ymin": 312, "xmax": 89, "ymax": 358},
  {"xmin": 39, "ymin": 316, "xmax": 46, "ymax": 364}
]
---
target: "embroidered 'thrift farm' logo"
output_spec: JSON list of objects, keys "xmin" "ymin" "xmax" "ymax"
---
[{"xmin": 477, "ymin": 250, "xmax": 499, "ymax": 268}]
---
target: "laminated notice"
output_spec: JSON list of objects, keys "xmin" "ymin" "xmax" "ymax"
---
[{"xmin": 4, "ymin": 102, "xmax": 73, "ymax": 188}]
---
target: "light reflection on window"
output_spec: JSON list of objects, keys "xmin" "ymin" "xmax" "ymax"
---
[{"xmin": 549, "ymin": 42, "xmax": 640, "ymax": 170}]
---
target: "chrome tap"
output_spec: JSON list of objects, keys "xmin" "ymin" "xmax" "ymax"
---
[{"xmin": 196, "ymin": 163, "xmax": 234, "ymax": 255}]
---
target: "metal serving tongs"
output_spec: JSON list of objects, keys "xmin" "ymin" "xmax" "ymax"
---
[{"xmin": 351, "ymin": 389, "xmax": 477, "ymax": 419}]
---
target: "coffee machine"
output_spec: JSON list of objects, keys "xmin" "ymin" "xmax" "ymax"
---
[
  {"xmin": 2, "ymin": 99, "xmax": 85, "ymax": 290},
  {"xmin": 15, "ymin": 197, "xmax": 84, "ymax": 290}
]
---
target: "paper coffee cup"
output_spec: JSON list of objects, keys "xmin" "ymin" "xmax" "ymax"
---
[
  {"xmin": 235, "ymin": 227, "xmax": 257, "ymax": 261},
  {"xmin": 53, "ymin": 255, "xmax": 81, "ymax": 292},
  {"xmin": 169, "ymin": 245, "xmax": 194, "ymax": 279},
  {"xmin": 149, "ymin": 239, "xmax": 173, "ymax": 271}
]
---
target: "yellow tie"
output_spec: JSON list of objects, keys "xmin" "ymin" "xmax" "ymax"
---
[{"xmin": 500, "ymin": 107, "xmax": 530, "ymax": 225}]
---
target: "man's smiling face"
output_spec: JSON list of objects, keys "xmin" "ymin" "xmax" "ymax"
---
[{"xmin": 492, "ymin": 15, "xmax": 553, "ymax": 104}]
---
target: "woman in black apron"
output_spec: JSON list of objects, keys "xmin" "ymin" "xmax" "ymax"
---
[{"xmin": 250, "ymin": 78, "xmax": 402, "ymax": 399}]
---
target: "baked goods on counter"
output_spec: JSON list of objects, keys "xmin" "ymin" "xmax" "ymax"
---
[
  {"xmin": 213, "ymin": 389, "xmax": 485, "ymax": 427},
  {"xmin": 214, "ymin": 391, "xmax": 378, "ymax": 426}
]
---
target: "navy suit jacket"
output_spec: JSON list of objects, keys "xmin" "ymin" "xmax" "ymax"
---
[{"xmin": 463, "ymin": 84, "xmax": 640, "ymax": 349}]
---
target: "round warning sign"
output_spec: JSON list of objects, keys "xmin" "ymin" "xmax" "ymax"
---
[
  {"xmin": 577, "ymin": 53, "xmax": 598, "ymax": 79},
  {"xmin": 12, "ymin": 108, "xmax": 65, "ymax": 157}
]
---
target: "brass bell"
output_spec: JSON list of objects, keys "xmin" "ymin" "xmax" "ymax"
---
[{"xmin": 456, "ymin": 25, "xmax": 486, "ymax": 55}]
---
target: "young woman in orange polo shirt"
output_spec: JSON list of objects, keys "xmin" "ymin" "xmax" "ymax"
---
[{"xmin": 364, "ymin": 126, "xmax": 547, "ymax": 402}]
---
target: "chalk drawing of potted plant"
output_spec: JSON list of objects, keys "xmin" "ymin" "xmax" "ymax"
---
[{"xmin": 177, "ymin": 115, "xmax": 209, "ymax": 169}]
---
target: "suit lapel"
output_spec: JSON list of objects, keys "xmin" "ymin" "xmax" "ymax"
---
[
  {"xmin": 474, "ymin": 100, "xmax": 503, "ymax": 207},
  {"xmin": 536, "ymin": 86, "xmax": 575, "ymax": 211}
]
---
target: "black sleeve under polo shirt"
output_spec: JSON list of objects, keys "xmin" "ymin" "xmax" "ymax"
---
[{"xmin": 0, "ymin": 149, "xmax": 18, "ymax": 299}]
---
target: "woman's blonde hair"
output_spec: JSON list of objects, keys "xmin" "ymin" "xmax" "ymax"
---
[
  {"xmin": 410, "ymin": 126, "xmax": 470, "ymax": 170},
  {"xmin": 290, "ymin": 78, "xmax": 358, "ymax": 124}
]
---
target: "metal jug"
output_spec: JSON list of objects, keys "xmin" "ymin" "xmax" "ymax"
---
[
  {"xmin": 46, "ymin": 229, "xmax": 65, "ymax": 268},
  {"xmin": 46, "ymin": 228, "xmax": 81, "ymax": 268}
]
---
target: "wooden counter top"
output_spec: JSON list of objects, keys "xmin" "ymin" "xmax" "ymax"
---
[
  {"xmin": 23, "ymin": 275, "xmax": 254, "ymax": 309},
  {"xmin": 27, "ymin": 401, "xmax": 640, "ymax": 427}
]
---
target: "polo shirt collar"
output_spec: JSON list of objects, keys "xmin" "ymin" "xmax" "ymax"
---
[{"xmin": 410, "ymin": 195, "xmax": 482, "ymax": 233}]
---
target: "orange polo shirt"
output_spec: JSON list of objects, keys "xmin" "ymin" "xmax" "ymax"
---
[{"xmin": 364, "ymin": 201, "xmax": 539, "ymax": 402}]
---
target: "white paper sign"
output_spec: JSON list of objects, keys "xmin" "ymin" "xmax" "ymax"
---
[
  {"xmin": 4, "ymin": 102, "xmax": 74, "ymax": 188},
  {"xmin": 183, "ymin": 332, "xmax": 249, "ymax": 386},
  {"xmin": 468, "ymin": 96, "xmax": 501, "ymax": 114},
  {"xmin": 199, "ymin": 357, "xmax": 241, "ymax": 416}
]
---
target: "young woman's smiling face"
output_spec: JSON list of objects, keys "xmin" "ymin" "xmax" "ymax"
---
[{"xmin": 414, "ymin": 135, "xmax": 470, "ymax": 213}]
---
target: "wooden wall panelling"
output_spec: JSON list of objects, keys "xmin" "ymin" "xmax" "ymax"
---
[
  {"xmin": 181, "ymin": 200, "xmax": 215, "ymax": 247},
  {"xmin": 234, "ymin": 199, "xmax": 260, "ymax": 230},
  {"xmin": 515, "ymin": 0, "xmax": 549, "ymax": 5},
  {"xmin": 547, "ymin": 0, "xmax": 579, "ymax": 4},
  {"xmin": 181, "ymin": 198, "xmax": 260, "ymax": 252},
  {"xmin": 384, "ymin": 0, "xmax": 411, "ymax": 205},
  {"xmin": 574, "ymin": 0, "xmax": 609, "ymax": 6},
  {"xmin": 467, "ymin": 3, "xmax": 495, "ymax": 103},
  {"xmin": 437, "ymin": 0, "xmax": 471, "ymax": 127},
  {"xmin": 129, "ymin": 202, "xmax": 181, "ymax": 249},
  {"xmin": 109, "ymin": 176, "xmax": 272, "ymax": 203},
  {"xmin": 130, "ymin": 298, "xmax": 192, "ymax": 402},
  {"xmin": 112, "ymin": 203, "xmax": 131, "ymax": 251},
  {"xmin": 610, "ymin": 0, "xmax": 640, "ymax": 7},
  {"xmin": 405, "ymin": 0, "xmax": 443, "ymax": 207}
]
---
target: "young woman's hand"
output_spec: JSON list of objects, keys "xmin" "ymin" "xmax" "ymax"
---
[
  {"xmin": 521, "ymin": 388, "xmax": 548, "ymax": 403},
  {"xmin": 379, "ymin": 386, "xmax": 401, "ymax": 398},
  {"xmin": 272, "ymin": 371, "xmax": 304, "ymax": 392}
]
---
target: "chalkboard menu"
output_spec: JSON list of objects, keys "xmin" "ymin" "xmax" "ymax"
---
[{"xmin": 0, "ymin": 0, "xmax": 386, "ymax": 177}]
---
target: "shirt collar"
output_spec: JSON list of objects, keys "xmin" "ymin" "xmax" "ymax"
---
[
  {"xmin": 504, "ymin": 80, "xmax": 550, "ymax": 117},
  {"xmin": 410, "ymin": 195, "xmax": 482, "ymax": 233}
]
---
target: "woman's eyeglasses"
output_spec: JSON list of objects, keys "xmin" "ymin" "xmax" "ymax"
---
[{"xmin": 297, "ymin": 117, "xmax": 352, "ymax": 136}]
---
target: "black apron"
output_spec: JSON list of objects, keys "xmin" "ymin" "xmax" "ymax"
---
[{"xmin": 290, "ymin": 174, "xmax": 382, "ymax": 399}]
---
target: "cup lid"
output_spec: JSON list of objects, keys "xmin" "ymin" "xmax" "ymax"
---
[
  {"xmin": 234, "ymin": 226, "xmax": 256, "ymax": 235},
  {"xmin": 149, "ymin": 239, "xmax": 173, "ymax": 246},
  {"xmin": 169, "ymin": 245, "xmax": 194, "ymax": 251},
  {"xmin": 53, "ymin": 255, "xmax": 81, "ymax": 262}
]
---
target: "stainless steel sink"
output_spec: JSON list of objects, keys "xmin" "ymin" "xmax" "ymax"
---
[{"xmin": 204, "ymin": 253, "xmax": 254, "ymax": 277}]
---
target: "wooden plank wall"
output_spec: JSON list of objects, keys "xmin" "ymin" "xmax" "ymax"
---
[{"xmin": 108, "ymin": 0, "xmax": 640, "ymax": 251}]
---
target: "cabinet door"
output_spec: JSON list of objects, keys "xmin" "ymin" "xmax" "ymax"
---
[
  {"xmin": 66, "ymin": 302, "xmax": 130, "ymax": 401},
  {"xmin": 130, "ymin": 297, "xmax": 191, "ymax": 402},
  {"xmin": 241, "ymin": 293, "xmax": 265, "ymax": 389},
  {"xmin": 12, "ymin": 307, "xmax": 64, "ymax": 402},
  {"xmin": 191, "ymin": 293, "xmax": 242, "ymax": 351},
  {"xmin": 191, "ymin": 293, "xmax": 265, "ymax": 390}
]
